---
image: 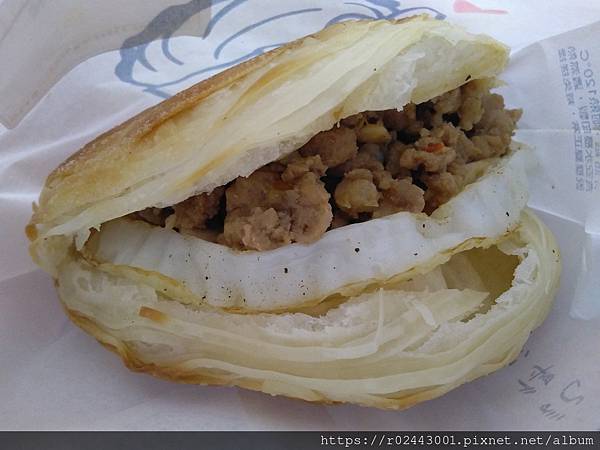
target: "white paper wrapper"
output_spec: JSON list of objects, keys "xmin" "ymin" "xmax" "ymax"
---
[
  {"xmin": 1, "ymin": 0, "xmax": 599, "ymax": 431},
  {"xmin": 0, "ymin": 0, "xmax": 212, "ymax": 128}
]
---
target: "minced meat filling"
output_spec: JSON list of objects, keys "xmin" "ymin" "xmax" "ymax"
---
[{"xmin": 135, "ymin": 79, "xmax": 521, "ymax": 251}]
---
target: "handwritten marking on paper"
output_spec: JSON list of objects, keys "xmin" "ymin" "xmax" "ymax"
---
[
  {"xmin": 558, "ymin": 46, "xmax": 600, "ymax": 192},
  {"xmin": 539, "ymin": 403, "xmax": 566, "ymax": 421},
  {"xmin": 515, "ymin": 354, "xmax": 586, "ymax": 423},
  {"xmin": 560, "ymin": 379, "xmax": 585, "ymax": 405},
  {"xmin": 528, "ymin": 365, "xmax": 555, "ymax": 385},
  {"xmin": 517, "ymin": 379, "xmax": 536, "ymax": 394}
]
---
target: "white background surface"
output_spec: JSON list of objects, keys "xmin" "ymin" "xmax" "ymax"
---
[{"xmin": 1, "ymin": 0, "xmax": 599, "ymax": 430}]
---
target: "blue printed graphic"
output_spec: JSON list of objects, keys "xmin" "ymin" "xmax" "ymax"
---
[{"xmin": 115, "ymin": 0, "xmax": 445, "ymax": 98}]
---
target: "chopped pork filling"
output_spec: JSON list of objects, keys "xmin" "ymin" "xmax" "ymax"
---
[{"xmin": 136, "ymin": 79, "xmax": 522, "ymax": 251}]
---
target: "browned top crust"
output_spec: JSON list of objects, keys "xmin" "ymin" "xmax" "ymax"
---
[
  {"xmin": 29, "ymin": 15, "xmax": 508, "ymax": 239},
  {"xmin": 30, "ymin": 17, "xmax": 430, "ymax": 232},
  {"xmin": 33, "ymin": 20, "xmax": 394, "ymax": 226}
]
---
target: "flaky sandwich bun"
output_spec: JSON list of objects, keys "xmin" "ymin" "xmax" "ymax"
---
[{"xmin": 27, "ymin": 16, "xmax": 560, "ymax": 409}]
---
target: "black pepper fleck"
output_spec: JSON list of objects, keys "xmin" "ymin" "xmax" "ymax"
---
[
  {"xmin": 413, "ymin": 253, "xmax": 418, "ymax": 256},
  {"xmin": 354, "ymin": 247, "xmax": 360, "ymax": 253},
  {"xmin": 465, "ymin": 74, "xmax": 472, "ymax": 81},
  {"xmin": 506, "ymin": 211, "xmax": 510, "ymax": 217},
  {"xmin": 284, "ymin": 268, "xmax": 288, "ymax": 274}
]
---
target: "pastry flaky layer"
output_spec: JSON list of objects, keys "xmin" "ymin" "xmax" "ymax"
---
[
  {"xmin": 58, "ymin": 210, "xmax": 560, "ymax": 409},
  {"xmin": 27, "ymin": 16, "xmax": 561, "ymax": 409}
]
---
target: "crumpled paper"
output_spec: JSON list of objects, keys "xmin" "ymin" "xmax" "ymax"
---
[{"xmin": 1, "ymin": 0, "xmax": 599, "ymax": 431}]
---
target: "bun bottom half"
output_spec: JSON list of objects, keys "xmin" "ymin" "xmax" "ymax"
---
[{"xmin": 53, "ymin": 210, "xmax": 559, "ymax": 409}]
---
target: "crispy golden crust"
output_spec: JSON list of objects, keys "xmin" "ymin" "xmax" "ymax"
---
[
  {"xmin": 63, "ymin": 306, "xmax": 419, "ymax": 409},
  {"xmin": 62, "ymin": 297, "xmax": 521, "ymax": 410},
  {"xmin": 31, "ymin": 17, "xmax": 424, "ymax": 230},
  {"xmin": 32, "ymin": 39, "xmax": 285, "ymax": 228}
]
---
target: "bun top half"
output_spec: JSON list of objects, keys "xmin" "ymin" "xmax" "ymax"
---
[{"xmin": 28, "ymin": 16, "xmax": 508, "ymax": 243}]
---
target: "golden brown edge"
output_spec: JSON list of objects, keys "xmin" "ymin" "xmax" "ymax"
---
[{"xmin": 60, "ymin": 286, "xmax": 525, "ymax": 411}]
